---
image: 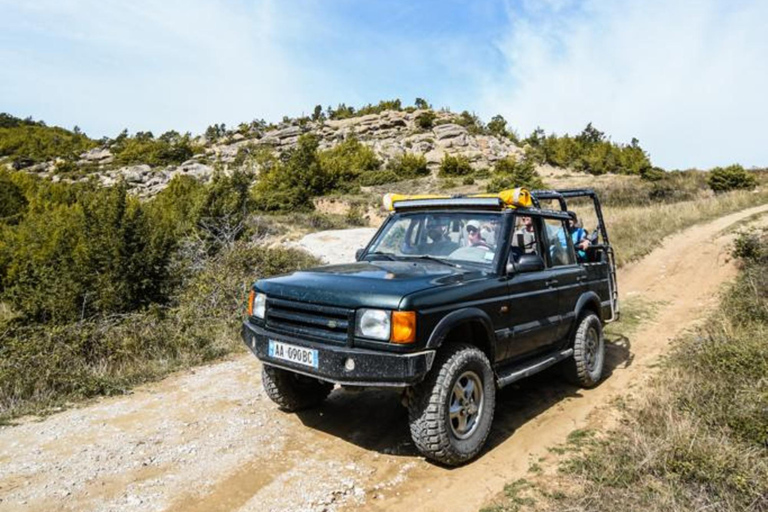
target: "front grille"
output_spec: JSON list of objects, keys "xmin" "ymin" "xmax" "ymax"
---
[{"xmin": 265, "ymin": 297, "xmax": 353, "ymax": 344}]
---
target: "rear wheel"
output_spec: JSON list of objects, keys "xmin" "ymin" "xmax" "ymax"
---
[
  {"xmin": 408, "ymin": 343, "xmax": 495, "ymax": 466},
  {"xmin": 261, "ymin": 365, "xmax": 334, "ymax": 412},
  {"xmin": 565, "ymin": 313, "xmax": 605, "ymax": 388}
]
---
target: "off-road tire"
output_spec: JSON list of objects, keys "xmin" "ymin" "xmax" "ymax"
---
[
  {"xmin": 407, "ymin": 343, "xmax": 495, "ymax": 466},
  {"xmin": 261, "ymin": 365, "xmax": 334, "ymax": 412},
  {"xmin": 564, "ymin": 313, "xmax": 605, "ymax": 388}
]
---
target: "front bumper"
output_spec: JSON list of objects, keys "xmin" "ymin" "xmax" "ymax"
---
[{"xmin": 241, "ymin": 321, "xmax": 435, "ymax": 387}]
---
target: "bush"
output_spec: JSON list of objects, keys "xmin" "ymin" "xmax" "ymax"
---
[
  {"xmin": 473, "ymin": 168, "xmax": 491, "ymax": 179},
  {"xmin": 1, "ymin": 181, "xmax": 176, "ymax": 324},
  {"xmin": 526, "ymin": 124, "xmax": 652, "ymax": 175},
  {"xmin": 708, "ymin": 164, "xmax": 757, "ymax": 193},
  {"xmin": 462, "ymin": 176, "xmax": 475, "ymax": 185},
  {"xmin": 0, "ymin": 243, "xmax": 320, "ymax": 420},
  {"xmin": 319, "ymin": 137, "xmax": 380, "ymax": 190},
  {"xmin": 111, "ymin": 130, "xmax": 202, "ymax": 167},
  {"xmin": 438, "ymin": 154, "xmax": 473, "ymax": 177},
  {"xmin": 0, "ymin": 171, "xmax": 28, "ymax": 223},
  {"xmin": 0, "ymin": 115, "xmax": 96, "ymax": 166},
  {"xmin": 387, "ymin": 153, "xmax": 430, "ymax": 179},
  {"xmin": 486, "ymin": 156, "xmax": 544, "ymax": 192},
  {"xmin": 252, "ymin": 134, "xmax": 329, "ymax": 211},
  {"xmin": 416, "ymin": 111, "xmax": 436, "ymax": 130}
]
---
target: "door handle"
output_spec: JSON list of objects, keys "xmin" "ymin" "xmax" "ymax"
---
[
  {"xmin": 545, "ymin": 279, "xmax": 559, "ymax": 287},
  {"xmin": 577, "ymin": 275, "xmax": 587, "ymax": 282}
]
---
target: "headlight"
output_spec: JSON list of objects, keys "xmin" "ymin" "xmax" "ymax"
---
[
  {"xmin": 355, "ymin": 309, "xmax": 391, "ymax": 340},
  {"xmin": 252, "ymin": 292, "xmax": 266, "ymax": 319}
]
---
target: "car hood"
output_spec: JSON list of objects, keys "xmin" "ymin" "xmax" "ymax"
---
[{"xmin": 257, "ymin": 260, "xmax": 486, "ymax": 309}]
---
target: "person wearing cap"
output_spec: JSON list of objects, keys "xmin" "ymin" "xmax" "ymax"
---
[{"xmin": 466, "ymin": 220, "xmax": 491, "ymax": 249}]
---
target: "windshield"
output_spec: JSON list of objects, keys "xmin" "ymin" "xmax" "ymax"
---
[{"xmin": 366, "ymin": 212, "xmax": 504, "ymax": 267}]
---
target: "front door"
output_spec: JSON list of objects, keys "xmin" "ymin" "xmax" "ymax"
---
[{"xmin": 500, "ymin": 215, "xmax": 562, "ymax": 361}]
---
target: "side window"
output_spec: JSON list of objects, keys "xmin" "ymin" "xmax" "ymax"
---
[
  {"xmin": 510, "ymin": 214, "xmax": 540, "ymax": 261},
  {"xmin": 543, "ymin": 218, "xmax": 576, "ymax": 267}
]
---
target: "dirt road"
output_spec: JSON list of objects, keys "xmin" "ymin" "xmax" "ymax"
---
[{"xmin": 1, "ymin": 204, "xmax": 767, "ymax": 512}]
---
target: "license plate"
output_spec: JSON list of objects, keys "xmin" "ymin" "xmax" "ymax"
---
[{"xmin": 268, "ymin": 340, "xmax": 319, "ymax": 369}]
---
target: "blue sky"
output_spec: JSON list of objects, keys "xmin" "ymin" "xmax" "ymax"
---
[{"xmin": 1, "ymin": 0, "xmax": 767, "ymax": 169}]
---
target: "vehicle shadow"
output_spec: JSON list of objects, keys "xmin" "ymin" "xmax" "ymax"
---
[{"xmin": 295, "ymin": 336, "xmax": 633, "ymax": 461}]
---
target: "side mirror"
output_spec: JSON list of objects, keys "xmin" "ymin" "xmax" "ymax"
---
[
  {"xmin": 355, "ymin": 248, "xmax": 365, "ymax": 261},
  {"xmin": 508, "ymin": 253, "xmax": 545, "ymax": 274}
]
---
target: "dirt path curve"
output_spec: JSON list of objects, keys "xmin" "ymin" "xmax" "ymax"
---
[{"xmin": 1, "ymin": 204, "xmax": 767, "ymax": 512}]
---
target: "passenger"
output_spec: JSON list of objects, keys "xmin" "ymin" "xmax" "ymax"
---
[
  {"xmin": 481, "ymin": 217, "xmax": 501, "ymax": 248},
  {"xmin": 466, "ymin": 221, "xmax": 491, "ymax": 250},
  {"xmin": 567, "ymin": 211, "xmax": 590, "ymax": 261},
  {"xmin": 513, "ymin": 216, "xmax": 537, "ymax": 254}
]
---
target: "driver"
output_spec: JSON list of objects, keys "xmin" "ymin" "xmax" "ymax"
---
[{"xmin": 425, "ymin": 216, "xmax": 458, "ymax": 255}]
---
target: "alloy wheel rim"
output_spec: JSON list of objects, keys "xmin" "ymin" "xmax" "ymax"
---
[{"xmin": 449, "ymin": 371, "xmax": 484, "ymax": 440}]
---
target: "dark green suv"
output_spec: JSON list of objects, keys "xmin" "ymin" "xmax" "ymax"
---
[{"xmin": 241, "ymin": 188, "xmax": 619, "ymax": 465}]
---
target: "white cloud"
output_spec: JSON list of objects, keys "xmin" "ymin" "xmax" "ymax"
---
[
  {"xmin": 481, "ymin": 0, "xmax": 768, "ymax": 169},
  {"xmin": 0, "ymin": 0, "xmax": 324, "ymax": 137}
]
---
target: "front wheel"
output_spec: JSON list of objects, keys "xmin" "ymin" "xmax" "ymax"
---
[
  {"xmin": 564, "ymin": 313, "xmax": 605, "ymax": 388},
  {"xmin": 261, "ymin": 365, "xmax": 334, "ymax": 412},
  {"xmin": 408, "ymin": 343, "xmax": 495, "ymax": 466}
]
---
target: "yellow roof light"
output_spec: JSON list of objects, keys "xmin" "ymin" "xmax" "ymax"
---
[{"xmin": 383, "ymin": 188, "xmax": 533, "ymax": 211}]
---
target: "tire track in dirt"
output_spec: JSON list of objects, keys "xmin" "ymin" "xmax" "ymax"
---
[{"xmin": 1, "ymin": 203, "xmax": 766, "ymax": 512}]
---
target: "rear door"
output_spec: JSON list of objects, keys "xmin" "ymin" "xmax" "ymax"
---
[{"xmin": 541, "ymin": 217, "xmax": 587, "ymax": 344}]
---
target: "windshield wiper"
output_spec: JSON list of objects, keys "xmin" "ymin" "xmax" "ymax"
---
[
  {"xmin": 364, "ymin": 251, "xmax": 397, "ymax": 260},
  {"xmin": 406, "ymin": 255, "xmax": 460, "ymax": 268}
]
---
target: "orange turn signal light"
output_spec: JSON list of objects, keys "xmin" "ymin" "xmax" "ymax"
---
[
  {"xmin": 247, "ymin": 289, "xmax": 255, "ymax": 316},
  {"xmin": 391, "ymin": 311, "xmax": 416, "ymax": 344}
]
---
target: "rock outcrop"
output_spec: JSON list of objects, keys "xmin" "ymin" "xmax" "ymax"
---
[{"xmin": 9, "ymin": 109, "xmax": 523, "ymax": 198}]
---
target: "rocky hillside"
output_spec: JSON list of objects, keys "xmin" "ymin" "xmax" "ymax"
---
[{"xmin": 10, "ymin": 109, "xmax": 523, "ymax": 198}]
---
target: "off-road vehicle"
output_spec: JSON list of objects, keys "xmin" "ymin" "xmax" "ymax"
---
[{"xmin": 242, "ymin": 188, "xmax": 618, "ymax": 465}]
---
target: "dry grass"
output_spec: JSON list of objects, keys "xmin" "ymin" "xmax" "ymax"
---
[{"xmin": 575, "ymin": 188, "xmax": 768, "ymax": 267}]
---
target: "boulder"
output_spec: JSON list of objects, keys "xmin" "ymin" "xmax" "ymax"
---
[
  {"xmin": 433, "ymin": 124, "xmax": 468, "ymax": 140},
  {"xmin": 80, "ymin": 148, "xmax": 113, "ymax": 162}
]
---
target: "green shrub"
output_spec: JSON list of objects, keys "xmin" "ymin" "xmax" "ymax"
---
[
  {"xmin": 416, "ymin": 111, "xmax": 436, "ymax": 130},
  {"xmin": 455, "ymin": 111, "xmax": 486, "ymax": 135},
  {"xmin": 462, "ymin": 176, "xmax": 475, "ymax": 185},
  {"xmin": 0, "ymin": 243, "xmax": 319, "ymax": 420},
  {"xmin": 1, "ymin": 181, "xmax": 176, "ymax": 324},
  {"xmin": 527, "ymin": 124, "xmax": 652, "ymax": 175},
  {"xmin": 252, "ymin": 134, "xmax": 329, "ymax": 211},
  {"xmin": 345, "ymin": 205, "xmax": 367, "ymax": 226},
  {"xmin": 193, "ymin": 169, "xmax": 254, "ymax": 244},
  {"xmin": 707, "ymin": 164, "xmax": 757, "ymax": 193},
  {"xmin": 111, "ymin": 130, "xmax": 201, "ymax": 167},
  {"xmin": 320, "ymin": 137, "xmax": 380, "ymax": 190},
  {"xmin": 640, "ymin": 166, "xmax": 665, "ymax": 181},
  {"xmin": 0, "ymin": 171, "xmax": 28, "ymax": 223},
  {"xmin": 438, "ymin": 154, "xmax": 473, "ymax": 177},
  {"xmin": 387, "ymin": 153, "xmax": 430, "ymax": 179},
  {"xmin": 486, "ymin": 156, "xmax": 544, "ymax": 192},
  {"xmin": 0, "ymin": 115, "xmax": 96, "ymax": 166},
  {"xmin": 487, "ymin": 115, "xmax": 508, "ymax": 137},
  {"xmin": 473, "ymin": 168, "xmax": 491, "ymax": 179}
]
